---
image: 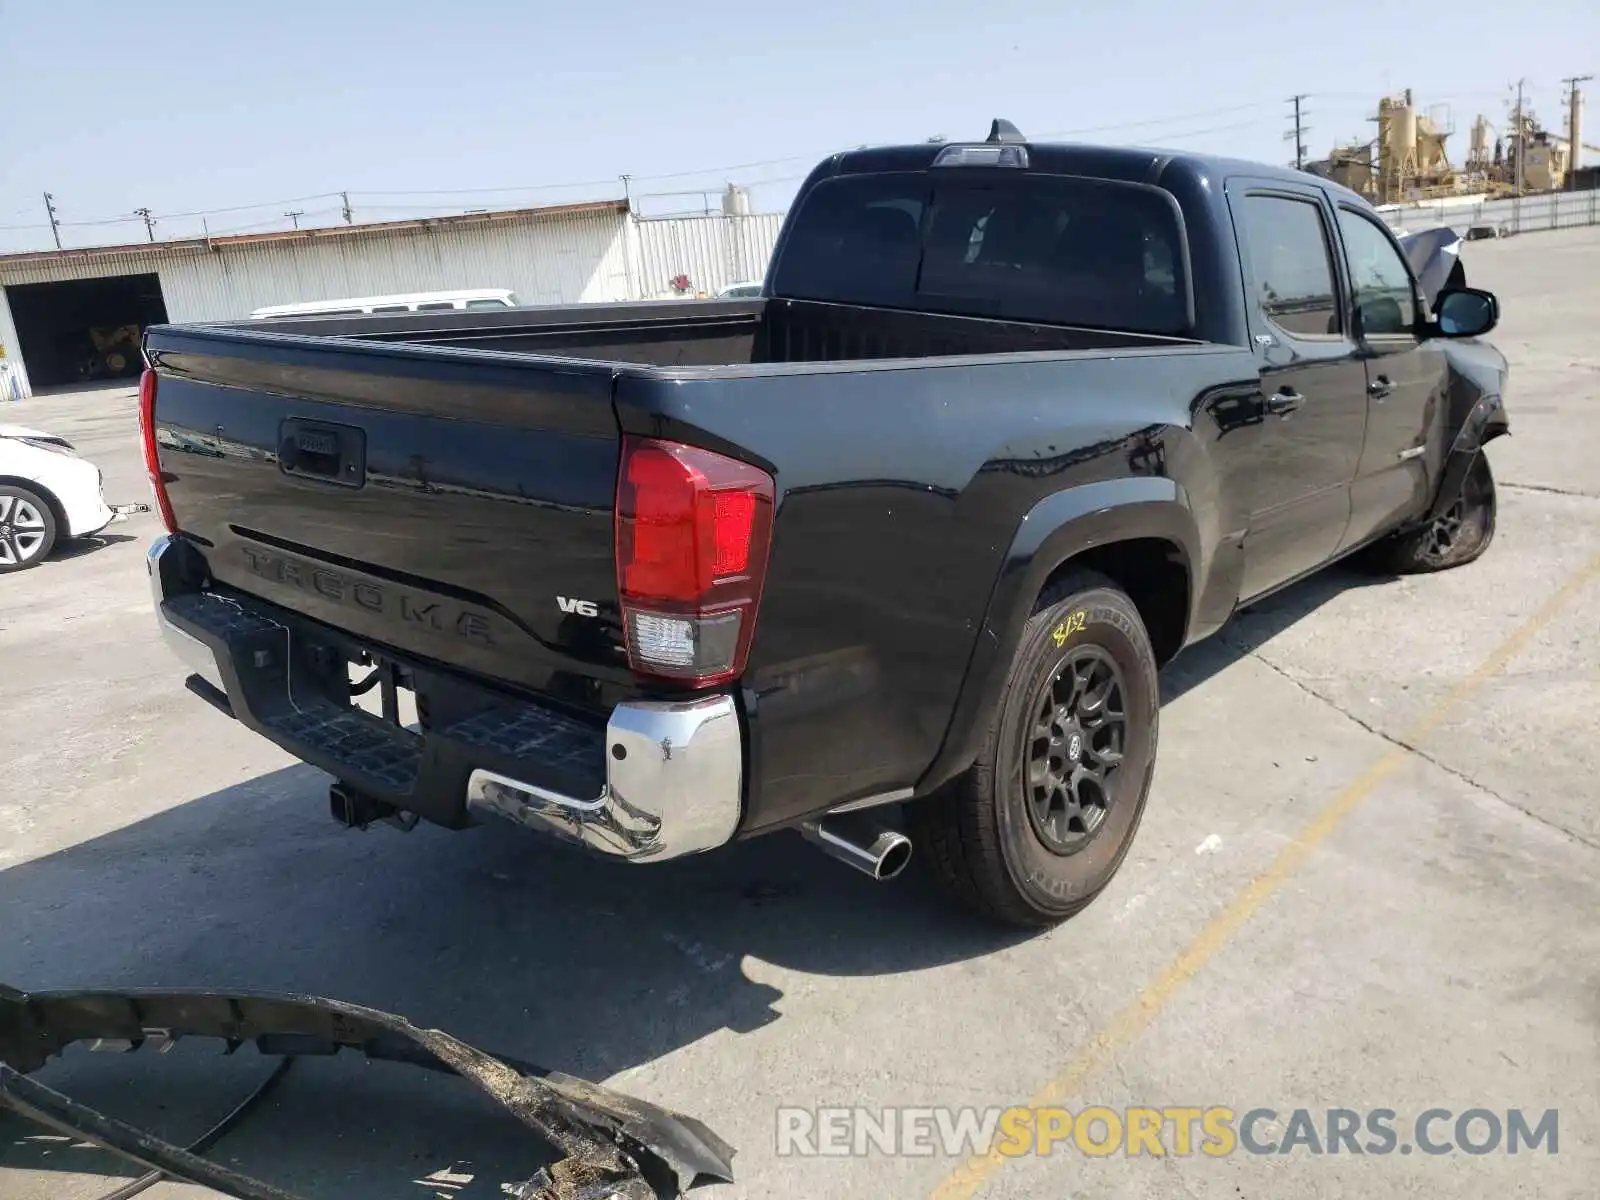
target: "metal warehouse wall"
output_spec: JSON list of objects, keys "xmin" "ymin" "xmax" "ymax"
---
[
  {"xmin": 0, "ymin": 289, "xmax": 25, "ymax": 400},
  {"xmin": 0, "ymin": 209, "xmax": 789, "ymax": 398},
  {"xmin": 635, "ymin": 213, "xmax": 785, "ymax": 298},
  {"xmin": 0, "ymin": 209, "xmax": 634, "ymax": 322}
]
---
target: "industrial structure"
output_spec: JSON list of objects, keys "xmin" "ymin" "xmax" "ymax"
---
[
  {"xmin": 1309, "ymin": 81, "xmax": 1598, "ymax": 204},
  {"xmin": 0, "ymin": 194, "xmax": 780, "ymax": 398}
]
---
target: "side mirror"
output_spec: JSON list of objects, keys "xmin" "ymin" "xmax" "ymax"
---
[{"xmin": 1434, "ymin": 287, "xmax": 1499, "ymax": 338}]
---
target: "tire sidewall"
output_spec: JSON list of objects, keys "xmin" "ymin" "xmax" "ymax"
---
[
  {"xmin": 991, "ymin": 587, "xmax": 1160, "ymax": 916},
  {"xmin": 0, "ymin": 484, "xmax": 58, "ymax": 574}
]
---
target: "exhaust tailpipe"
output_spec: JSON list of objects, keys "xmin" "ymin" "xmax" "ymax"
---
[{"xmin": 801, "ymin": 815, "xmax": 913, "ymax": 882}]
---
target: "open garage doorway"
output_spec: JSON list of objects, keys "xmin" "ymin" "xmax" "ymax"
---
[{"xmin": 7, "ymin": 273, "xmax": 168, "ymax": 391}]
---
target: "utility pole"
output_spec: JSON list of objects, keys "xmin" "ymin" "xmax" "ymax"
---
[
  {"xmin": 1563, "ymin": 74, "xmax": 1592, "ymax": 178},
  {"xmin": 42, "ymin": 192, "xmax": 61, "ymax": 249},
  {"xmin": 134, "ymin": 207, "xmax": 156, "ymax": 242},
  {"xmin": 1286, "ymin": 93, "xmax": 1310, "ymax": 170},
  {"xmin": 285, "ymin": 209, "xmax": 305, "ymax": 230},
  {"xmin": 340, "ymin": 191, "xmax": 353, "ymax": 224},
  {"xmin": 1511, "ymin": 77, "xmax": 1528, "ymax": 195},
  {"xmin": 620, "ymin": 174, "xmax": 633, "ymax": 212}
]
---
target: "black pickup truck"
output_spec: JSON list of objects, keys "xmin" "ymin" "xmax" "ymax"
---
[{"xmin": 141, "ymin": 122, "xmax": 1510, "ymax": 927}]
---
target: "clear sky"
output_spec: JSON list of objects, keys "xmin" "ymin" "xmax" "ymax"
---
[{"xmin": 0, "ymin": 0, "xmax": 1594, "ymax": 253}]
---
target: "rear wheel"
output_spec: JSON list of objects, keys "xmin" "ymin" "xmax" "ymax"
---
[
  {"xmin": 909, "ymin": 570, "xmax": 1160, "ymax": 927},
  {"xmin": 1374, "ymin": 452, "xmax": 1497, "ymax": 574},
  {"xmin": 0, "ymin": 485, "xmax": 58, "ymax": 573}
]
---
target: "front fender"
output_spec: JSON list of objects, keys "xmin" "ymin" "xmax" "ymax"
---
[
  {"xmin": 1422, "ymin": 391, "xmax": 1508, "ymax": 525},
  {"xmin": 915, "ymin": 476, "xmax": 1201, "ymax": 795}
]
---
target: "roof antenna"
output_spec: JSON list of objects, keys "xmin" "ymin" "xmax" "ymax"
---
[{"xmin": 987, "ymin": 118, "xmax": 1027, "ymax": 144}]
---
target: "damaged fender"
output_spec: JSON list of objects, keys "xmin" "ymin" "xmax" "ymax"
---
[
  {"xmin": 0, "ymin": 984, "xmax": 735, "ymax": 1200},
  {"xmin": 1423, "ymin": 391, "xmax": 1509, "ymax": 524}
]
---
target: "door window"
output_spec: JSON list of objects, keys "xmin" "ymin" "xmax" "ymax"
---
[
  {"xmin": 1337, "ymin": 208, "xmax": 1418, "ymax": 336},
  {"xmin": 1238, "ymin": 194, "xmax": 1341, "ymax": 338}
]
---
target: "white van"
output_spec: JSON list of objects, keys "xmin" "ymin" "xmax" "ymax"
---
[{"xmin": 249, "ymin": 288, "xmax": 518, "ymax": 320}]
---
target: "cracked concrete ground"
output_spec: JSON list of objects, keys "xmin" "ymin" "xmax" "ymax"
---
[{"xmin": 2, "ymin": 227, "xmax": 1598, "ymax": 1199}]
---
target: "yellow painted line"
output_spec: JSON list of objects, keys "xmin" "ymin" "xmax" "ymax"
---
[{"xmin": 931, "ymin": 552, "xmax": 1600, "ymax": 1200}]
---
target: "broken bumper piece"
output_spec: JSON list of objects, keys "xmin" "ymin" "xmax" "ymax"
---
[{"xmin": 0, "ymin": 983, "xmax": 735, "ymax": 1200}]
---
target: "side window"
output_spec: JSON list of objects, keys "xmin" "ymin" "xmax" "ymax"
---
[
  {"xmin": 1337, "ymin": 208, "xmax": 1418, "ymax": 336},
  {"xmin": 1238, "ymin": 194, "xmax": 1341, "ymax": 338},
  {"xmin": 416, "ymin": 301, "xmax": 457, "ymax": 312},
  {"xmin": 466, "ymin": 298, "xmax": 511, "ymax": 309}
]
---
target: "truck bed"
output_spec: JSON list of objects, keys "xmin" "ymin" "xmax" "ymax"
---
[{"xmin": 236, "ymin": 296, "xmax": 1201, "ymax": 369}]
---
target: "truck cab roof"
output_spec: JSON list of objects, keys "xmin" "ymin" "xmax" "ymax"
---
[{"xmin": 808, "ymin": 136, "xmax": 1374, "ymax": 211}]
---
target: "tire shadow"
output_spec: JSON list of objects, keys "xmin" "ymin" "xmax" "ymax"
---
[{"xmin": 46, "ymin": 533, "xmax": 140, "ymax": 564}]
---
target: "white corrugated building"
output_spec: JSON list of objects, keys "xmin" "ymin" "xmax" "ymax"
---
[{"xmin": 0, "ymin": 200, "xmax": 784, "ymax": 398}]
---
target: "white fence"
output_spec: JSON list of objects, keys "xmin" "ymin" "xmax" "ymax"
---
[{"xmin": 1378, "ymin": 189, "xmax": 1600, "ymax": 236}]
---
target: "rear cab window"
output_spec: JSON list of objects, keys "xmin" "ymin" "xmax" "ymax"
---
[{"xmin": 770, "ymin": 171, "xmax": 1193, "ymax": 336}]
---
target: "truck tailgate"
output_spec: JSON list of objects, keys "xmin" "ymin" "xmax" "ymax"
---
[{"xmin": 145, "ymin": 326, "xmax": 626, "ymax": 698}]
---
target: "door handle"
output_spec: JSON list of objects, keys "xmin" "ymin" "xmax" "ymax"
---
[
  {"xmin": 1368, "ymin": 375, "xmax": 1394, "ymax": 400},
  {"xmin": 1266, "ymin": 388, "xmax": 1304, "ymax": 417}
]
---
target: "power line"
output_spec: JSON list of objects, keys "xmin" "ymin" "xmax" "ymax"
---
[
  {"xmin": 3, "ymin": 93, "xmax": 1359, "ymax": 247},
  {"xmin": 1035, "ymin": 99, "xmax": 1283, "ymax": 140},
  {"xmin": 343, "ymin": 100, "xmax": 1295, "ymax": 205},
  {"xmin": 151, "ymin": 192, "xmax": 342, "ymax": 220},
  {"xmin": 356, "ymin": 178, "xmax": 620, "ymax": 199},
  {"xmin": 205, "ymin": 207, "xmax": 344, "ymax": 237},
  {"xmin": 1137, "ymin": 117, "xmax": 1281, "ymax": 144}
]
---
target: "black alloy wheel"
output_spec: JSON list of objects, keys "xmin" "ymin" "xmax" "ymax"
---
[{"xmin": 1024, "ymin": 647, "xmax": 1127, "ymax": 854}]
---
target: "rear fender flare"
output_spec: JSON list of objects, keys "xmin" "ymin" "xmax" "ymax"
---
[{"xmin": 915, "ymin": 477, "xmax": 1201, "ymax": 795}]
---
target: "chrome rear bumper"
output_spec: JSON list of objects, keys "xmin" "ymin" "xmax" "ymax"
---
[
  {"xmin": 465, "ymin": 694, "xmax": 743, "ymax": 860},
  {"xmin": 146, "ymin": 533, "xmax": 744, "ymax": 862}
]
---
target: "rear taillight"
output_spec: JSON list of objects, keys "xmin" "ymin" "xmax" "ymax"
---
[
  {"xmin": 614, "ymin": 435, "xmax": 775, "ymax": 686},
  {"xmin": 138, "ymin": 367, "xmax": 177, "ymax": 533}
]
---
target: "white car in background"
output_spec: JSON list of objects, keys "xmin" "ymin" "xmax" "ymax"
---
[{"xmin": 0, "ymin": 425, "xmax": 130, "ymax": 573}]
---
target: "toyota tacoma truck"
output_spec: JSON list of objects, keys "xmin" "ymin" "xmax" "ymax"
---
[{"xmin": 140, "ymin": 121, "xmax": 1510, "ymax": 927}]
